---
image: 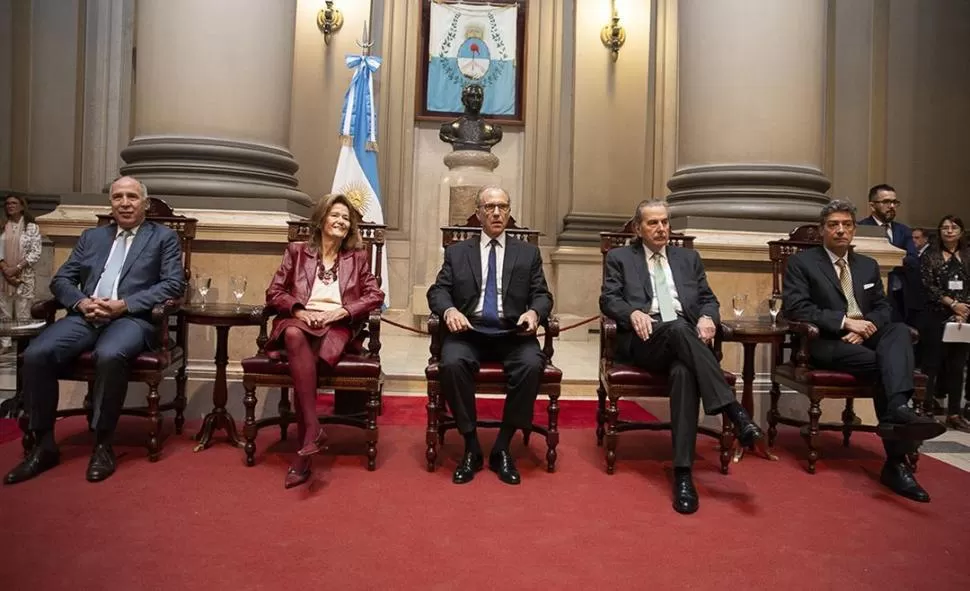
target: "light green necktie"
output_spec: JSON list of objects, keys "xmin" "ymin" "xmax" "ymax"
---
[{"xmin": 651, "ymin": 252, "xmax": 678, "ymax": 322}]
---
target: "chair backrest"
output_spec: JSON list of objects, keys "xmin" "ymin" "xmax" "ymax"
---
[
  {"xmin": 766, "ymin": 223, "xmax": 847, "ymax": 298},
  {"xmin": 286, "ymin": 220, "xmax": 387, "ymax": 288},
  {"xmin": 440, "ymin": 212, "xmax": 539, "ymax": 248},
  {"xmin": 599, "ymin": 217, "xmax": 695, "ymax": 272}
]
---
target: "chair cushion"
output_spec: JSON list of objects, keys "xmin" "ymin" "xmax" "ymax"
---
[
  {"xmin": 73, "ymin": 346, "xmax": 179, "ymax": 372},
  {"xmin": 241, "ymin": 353, "xmax": 381, "ymax": 378},
  {"xmin": 774, "ymin": 363, "xmax": 927, "ymax": 389},
  {"xmin": 604, "ymin": 362, "xmax": 737, "ymax": 387},
  {"xmin": 425, "ymin": 362, "xmax": 563, "ymax": 383}
]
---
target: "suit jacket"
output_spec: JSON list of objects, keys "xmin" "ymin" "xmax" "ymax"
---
[
  {"xmin": 599, "ymin": 241, "xmax": 720, "ymax": 361},
  {"xmin": 51, "ymin": 220, "xmax": 185, "ymax": 324},
  {"xmin": 426, "ymin": 235, "xmax": 553, "ymax": 325},
  {"xmin": 782, "ymin": 246, "xmax": 893, "ymax": 340},
  {"xmin": 265, "ymin": 243, "xmax": 385, "ymax": 358},
  {"xmin": 858, "ymin": 216, "xmax": 917, "ymax": 257}
]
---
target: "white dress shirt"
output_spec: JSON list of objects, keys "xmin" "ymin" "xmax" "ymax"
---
[
  {"xmin": 824, "ymin": 246, "xmax": 857, "ymax": 328},
  {"xmin": 305, "ymin": 275, "xmax": 342, "ymax": 312},
  {"xmin": 645, "ymin": 246, "xmax": 683, "ymax": 316},
  {"xmin": 92, "ymin": 224, "xmax": 141, "ymax": 300},
  {"xmin": 474, "ymin": 231, "xmax": 506, "ymax": 317},
  {"xmin": 873, "ymin": 218, "xmax": 894, "ymax": 242}
]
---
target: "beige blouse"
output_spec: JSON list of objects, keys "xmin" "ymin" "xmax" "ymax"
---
[{"xmin": 305, "ymin": 275, "xmax": 342, "ymax": 312}]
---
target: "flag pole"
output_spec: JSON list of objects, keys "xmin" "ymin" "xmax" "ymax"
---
[{"xmin": 357, "ymin": 21, "xmax": 374, "ymax": 56}]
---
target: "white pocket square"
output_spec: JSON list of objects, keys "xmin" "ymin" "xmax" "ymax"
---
[{"xmin": 863, "ymin": 283, "xmax": 875, "ymax": 289}]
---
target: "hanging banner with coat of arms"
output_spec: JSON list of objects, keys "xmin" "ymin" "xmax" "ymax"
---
[{"xmin": 426, "ymin": 2, "xmax": 518, "ymax": 116}]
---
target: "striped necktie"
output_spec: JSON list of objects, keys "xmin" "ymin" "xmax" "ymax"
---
[{"xmin": 835, "ymin": 258, "xmax": 864, "ymax": 319}]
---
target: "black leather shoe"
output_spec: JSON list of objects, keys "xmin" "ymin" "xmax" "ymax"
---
[
  {"xmin": 878, "ymin": 405, "xmax": 946, "ymax": 442},
  {"xmin": 4, "ymin": 446, "xmax": 59, "ymax": 485},
  {"xmin": 728, "ymin": 406, "xmax": 764, "ymax": 448},
  {"xmin": 452, "ymin": 451, "xmax": 484, "ymax": 484},
  {"xmin": 672, "ymin": 471, "xmax": 699, "ymax": 515},
  {"xmin": 86, "ymin": 443, "xmax": 116, "ymax": 483},
  {"xmin": 488, "ymin": 449, "xmax": 521, "ymax": 485},
  {"xmin": 880, "ymin": 460, "xmax": 930, "ymax": 503}
]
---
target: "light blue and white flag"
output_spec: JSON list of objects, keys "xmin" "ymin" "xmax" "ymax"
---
[
  {"xmin": 331, "ymin": 53, "xmax": 389, "ymax": 305},
  {"xmin": 427, "ymin": 3, "xmax": 517, "ymax": 115}
]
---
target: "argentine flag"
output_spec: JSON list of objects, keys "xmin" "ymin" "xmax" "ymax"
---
[
  {"xmin": 427, "ymin": 3, "xmax": 517, "ymax": 115},
  {"xmin": 331, "ymin": 53, "xmax": 389, "ymax": 306}
]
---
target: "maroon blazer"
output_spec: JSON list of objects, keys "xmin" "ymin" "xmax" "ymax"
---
[{"xmin": 265, "ymin": 242, "xmax": 384, "ymax": 366}]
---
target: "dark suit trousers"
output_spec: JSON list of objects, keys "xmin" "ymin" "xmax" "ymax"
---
[
  {"xmin": 807, "ymin": 321, "xmax": 915, "ymax": 458},
  {"xmin": 25, "ymin": 314, "xmax": 150, "ymax": 436},
  {"xmin": 438, "ymin": 330, "xmax": 545, "ymax": 434},
  {"xmin": 628, "ymin": 318, "xmax": 735, "ymax": 468}
]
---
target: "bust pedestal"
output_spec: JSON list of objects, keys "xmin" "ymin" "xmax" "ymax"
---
[{"xmin": 440, "ymin": 150, "xmax": 502, "ymax": 224}]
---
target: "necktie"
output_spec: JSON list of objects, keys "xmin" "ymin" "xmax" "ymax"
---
[
  {"xmin": 95, "ymin": 230, "xmax": 131, "ymax": 299},
  {"xmin": 651, "ymin": 252, "xmax": 678, "ymax": 322},
  {"xmin": 884, "ymin": 223, "xmax": 893, "ymax": 243},
  {"xmin": 482, "ymin": 239, "xmax": 499, "ymax": 326},
  {"xmin": 835, "ymin": 258, "xmax": 864, "ymax": 319}
]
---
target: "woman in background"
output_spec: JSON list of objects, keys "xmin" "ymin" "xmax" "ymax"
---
[
  {"xmin": 264, "ymin": 193, "xmax": 384, "ymax": 488},
  {"xmin": 920, "ymin": 215, "xmax": 970, "ymax": 432},
  {"xmin": 0, "ymin": 195, "xmax": 42, "ymax": 352}
]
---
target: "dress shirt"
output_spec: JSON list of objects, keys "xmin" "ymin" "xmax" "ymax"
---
[
  {"xmin": 824, "ymin": 246, "xmax": 858, "ymax": 329},
  {"xmin": 474, "ymin": 231, "xmax": 506, "ymax": 317},
  {"xmin": 92, "ymin": 224, "xmax": 142, "ymax": 300},
  {"xmin": 645, "ymin": 246, "xmax": 683, "ymax": 316}
]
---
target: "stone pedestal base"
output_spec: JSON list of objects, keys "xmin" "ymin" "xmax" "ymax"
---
[{"xmin": 440, "ymin": 150, "xmax": 501, "ymax": 224}]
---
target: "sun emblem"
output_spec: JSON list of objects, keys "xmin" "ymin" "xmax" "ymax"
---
[{"xmin": 339, "ymin": 181, "xmax": 370, "ymax": 217}]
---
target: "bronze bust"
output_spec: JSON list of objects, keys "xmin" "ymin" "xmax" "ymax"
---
[{"xmin": 439, "ymin": 84, "xmax": 503, "ymax": 152}]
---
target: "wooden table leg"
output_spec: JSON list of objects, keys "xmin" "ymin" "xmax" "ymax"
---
[
  {"xmin": 194, "ymin": 325, "xmax": 243, "ymax": 451},
  {"xmin": 734, "ymin": 341, "xmax": 778, "ymax": 462}
]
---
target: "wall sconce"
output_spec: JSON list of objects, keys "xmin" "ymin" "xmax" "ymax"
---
[
  {"xmin": 600, "ymin": 5, "xmax": 626, "ymax": 62},
  {"xmin": 316, "ymin": 1, "xmax": 344, "ymax": 45}
]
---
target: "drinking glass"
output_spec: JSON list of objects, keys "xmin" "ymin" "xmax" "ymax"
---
[
  {"xmin": 768, "ymin": 294, "xmax": 783, "ymax": 326},
  {"xmin": 196, "ymin": 275, "xmax": 212, "ymax": 307},
  {"xmin": 230, "ymin": 276, "xmax": 247, "ymax": 308},
  {"xmin": 731, "ymin": 294, "xmax": 747, "ymax": 320}
]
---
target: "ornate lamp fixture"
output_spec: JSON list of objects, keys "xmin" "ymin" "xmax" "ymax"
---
[
  {"xmin": 600, "ymin": 2, "xmax": 626, "ymax": 62},
  {"xmin": 316, "ymin": 1, "xmax": 344, "ymax": 45}
]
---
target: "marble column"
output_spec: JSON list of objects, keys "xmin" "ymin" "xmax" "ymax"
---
[
  {"xmin": 120, "ymin": 0, "xmax": 309, "ymax": 212},
  {"xmin": 667, "ymin": 0, "xmax": 830, "ymax": 222}
]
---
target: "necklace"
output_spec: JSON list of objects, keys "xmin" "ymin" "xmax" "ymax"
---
[{"xmin": 317, "ymin": 257, "xmax": 338, "ymax": 285}]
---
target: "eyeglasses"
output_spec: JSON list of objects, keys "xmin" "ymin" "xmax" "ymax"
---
[
  {"xmin": 873, "ymin": 199, "xmax": 901, "ymax": 206},
  {"xmin": 479, "ymin": 203, "xmax": 510, "ymax": 213}
]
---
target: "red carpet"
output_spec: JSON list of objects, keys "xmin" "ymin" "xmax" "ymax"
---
[{"xmin": 1, "ymin": 397, "xmax": 969, "ymax": 590}]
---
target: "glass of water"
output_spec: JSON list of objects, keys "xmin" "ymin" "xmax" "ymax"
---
[
  {"xmin": 768, "ymin": 294, "xmax": 783, "ymax": 326},
  {"xmin": 230, "ymin": 276, "xmax": 247, "ymax": 308},
  {"xmin": 196, "ymin": 274, "xmax": 212, "ymax": 307},
  {"xmin": 732, "ymin": 294, "xmax": 748, "ymax": 320}
]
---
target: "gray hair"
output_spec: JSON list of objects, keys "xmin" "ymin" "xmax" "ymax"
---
[
  {"xmin": 819, "ymin": 199, "xmax": 856, "ymax": 224},
  {"xmin": 111, "ymin": 175, "xmax": 149, "ymax": 200},
  {"xmin": 633, "ymin": 198, "xmax": 670, "ymax": 225},
  {"xmin": 476, "ymin": 185, "xmax": 510, "ymax": 207}
]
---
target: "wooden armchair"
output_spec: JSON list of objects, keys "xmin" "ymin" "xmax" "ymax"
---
[
  {"xmin": 424, "ymin": 214, "xmax": 563, "ymax": 472},
  {"xmin": 23, "ymin": 197, "xmax": 196, "ymax": 461},
  {"xmin": 596, "ymin": 220, "xmax": 736, "ymax": 475},
  {"xmin": 767, "ymin": 224, "xmax": 926, "ymax": 473},
  {"xmin": 240, "ymin": 220, "xmax": 386, "ymax": 470}
]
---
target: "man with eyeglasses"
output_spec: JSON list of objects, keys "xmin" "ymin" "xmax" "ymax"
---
[
  {"xmin": 427, "ymin": 186, "xmax": 553, "ymax": 486},
  {"xmin": 783, "ymin": 200, "xmax": 945, "ymax": 503},
  {"xmin": 858, "ymin": 184, "xmax": 917, "ymax": 256}
]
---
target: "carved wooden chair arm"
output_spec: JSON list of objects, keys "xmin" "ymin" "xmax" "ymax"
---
[
  {"xmin": 600, "ymin": 316, "xmax": 617, "ymax": 368},
  {"xmin": 150, "ymin": 298, "xmax": 183, "ymax": 351},
  {"xmin": 366, "ymin": 309, "xmax": 382, "ymax": 357},
  {"xmin": 31, "ymin": 298, "xmax": 61, "ymax": 323},
  {"xmin": 253, "ymin": 305, "xmax": 278, "ymax": 353},
  {"xmin": 785, "ymin": 320, "xmax": 819, "ymax": 368},
  {"xmin": 541, "ymin": 315, "xmax": 559, "ymax": 361},
  {"xmin": 428, "ymin": 313, "xmax": 442, "ymax": 363}
]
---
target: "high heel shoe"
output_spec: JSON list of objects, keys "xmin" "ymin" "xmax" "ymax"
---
[
  {"xmin": 296, "ymin": 426, "xmax": 328, "ymax": 457},
  {"xmin": 284, "ymin": 457, "xmax": 311, "ymax": 489}
]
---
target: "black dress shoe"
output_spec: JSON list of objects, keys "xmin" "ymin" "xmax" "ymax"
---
[
  {"xmin": 4, "ymin": 446, "xmax": 59, "ymax": 485},
  {"xmin": 86, "ymin": 443, "xmax": 116, "ymax": 483},
  {"xmin": 878, "ymin": 405, "xmax": 946, "ymax": 442},
  {"xmin": 488, "ymin": 449, "xmax": 521, "ymax": 485},
  {"xmin": 452, "ymin": 451, "xmax": 484, "ymax": 484},
  {"xmin": 727, "ymin": 405, "xmax": 764, "ymax": 448},
  {"xmin": 880, "ymin": 460, "xmax": 930, "ymax": 503},
  {"xmin": 672, "ymin": 471, "xmax": 699, "ymax": 515}
]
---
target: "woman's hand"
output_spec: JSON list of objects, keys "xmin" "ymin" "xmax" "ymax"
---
[
  {"xmin": 952, "ymin": 301, "xmax": 969, "ymax": 321},
  {"xmin": 295, "ymin": 309, "xmax": 326, "ymax": 329},
  {"xmin": 320, "ymin": 307, "xmax": 350, "ymax": 325}
]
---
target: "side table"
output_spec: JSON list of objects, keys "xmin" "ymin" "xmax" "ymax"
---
[
  {"xmin": 722, "ymin": 317, "xmax": 787, "ymax": 462},
  {"xmin": 0, "ymin": 320, "xmax": 48, "ymax": 419},
  {"xmin": 180, "ymin": 303, "xmax": 263, "ymax": 451}
]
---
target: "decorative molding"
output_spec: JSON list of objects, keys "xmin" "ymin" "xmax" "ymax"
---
[{"xmin": 558, "ymin": 212, "xmax": 630, "ymax": 244}]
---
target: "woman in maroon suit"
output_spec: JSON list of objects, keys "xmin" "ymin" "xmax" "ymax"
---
[{"xmin": 265, "ymin": 193, "xmax": 384, "ymax": 488}]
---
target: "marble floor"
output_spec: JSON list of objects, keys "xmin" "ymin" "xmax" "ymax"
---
[{"xmin": 2, "ymin": 332, "xmax": 969, "ymax": 475}]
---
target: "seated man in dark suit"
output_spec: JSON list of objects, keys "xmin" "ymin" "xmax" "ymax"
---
[
  {"xmin": 427, "ymin": 186, "xmax": 552, "ymax": 486},
  {"xmin": 4, "ymin": 176, "xmax": 184, "ymax": 485},
  {"xmin": 783, "ymin": 199, "xmax": 944, "ymax": 503},
  {"xmin": 599, "ymin": 199, "xmax": 762, "ymax": 515}
]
